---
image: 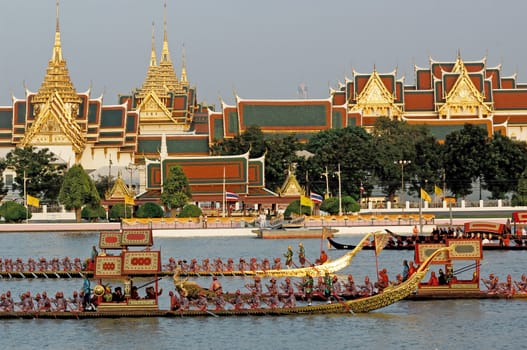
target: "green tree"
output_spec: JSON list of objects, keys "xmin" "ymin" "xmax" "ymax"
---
[
  {"xmin": 304, "ymin": 126, "xmax": 374, "ymax": 198},
  {"xmin": 136, "ymin": 202, "xmax": 165, "ymax": 218},
  {"xmin": 443, "ymin": 124, "xmax": 488, "ymax": 198},
  {"xmin": 371, "ymin": 118, "xmax": 419, "ymax": 199},
  {"xmin": 58, "ymin": 164, "xmax": 100, "ymax": 222},
  {"xmin": 320, "ymin": 195, "xmax": 359, "ymax": 215},
  {"xmin": 264, "ymin": 134, "xmax": 301, "ymax": 192},
  {"xmin": 5, "ymin": 146, "xmax": 66, "ymax": 204},
  {"xmin": 178, "ymin": 204, "xmax": 202, "ymax": 218},
  {"xmin": 109, "ymin": 203, "xmax": 132, "ymax": 221},
  {"xmin": 0, "ymin": 158, "xmax": 6, "ymax": 199},
  {"xmin": 94, "ymin": 174, "xmax": 115, "ymax": 200},
  {"xmin": 160, "ymin": 165, "xmax": 191, "ymax": 216},
  {"xmin": 81, "ymin": 204, "xmax": 107, "ymax": 222},
  {"xmin": 284, "ymin": 199, "xmax": 311, "ymax": 219},
  {"xmin": 0, "ymin": 201, "xmax": 30, "ymax": 223},
  {"xmin": 481, "ymin": 132, "xmax": 527, "ymax": 199},
  {"xmin": 512, "ymin": 170, "xmax": 527, "ymax": 206}
]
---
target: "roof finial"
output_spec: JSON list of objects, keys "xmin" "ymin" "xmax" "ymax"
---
[
  {"xmin": 181, "ymin": 43, "xmax": 188, "ymax": 83},
  {"xmin": 52, "ymin": 0, "xmax": 63, "ymax": 63},
  {"xmin": 150, "ymin": 21, "xmax": 157, "ymax": 67},
  {"xmin": 161, "ymin": 0, "xmax": 171, "ymax": 63}
]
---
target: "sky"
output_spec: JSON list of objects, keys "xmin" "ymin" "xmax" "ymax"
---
[{"xmin": 1, "ymin": 0, "xmax": 526, "ymax": 109}]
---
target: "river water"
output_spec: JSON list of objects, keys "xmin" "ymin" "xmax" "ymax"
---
[{"xmin": 0, "ymin": 231, "xmax": 525, "ymax": 350}]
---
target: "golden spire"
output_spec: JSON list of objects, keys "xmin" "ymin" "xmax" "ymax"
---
[
  {"xmin": 158, "ymin": 0, "xmax": 179, "ymax": 92},
  {"xmin": 150, "ymin": 21, "xmax": 157, "ymax": 67},
  {"xmin": 180, "ymin": 44, "xmax": 188, "ymax": 84},
  {"xmin": 32, "ymin": 0, "xmax": 81, "ymax": 105},
  {"xmin": 137, "ymin": 21, "xmax": 167, "ymax": 99}
]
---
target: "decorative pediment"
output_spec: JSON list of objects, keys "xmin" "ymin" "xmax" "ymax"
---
[
  {"xmin": 106, "ymin": 173, "xmax": 135, "ymax": 200},
  {"xmin": 21, "ymin": 91, "xmax": 85, "ymax": 154},
  {"xmin": 137, "ymin": 90, "xmax": 175, "ymax": 123},
  {"xmin": 350, "ymin": 71, "xmax": 402, "ymax": 117},
  {"xmin": 439, "ymin": 65, "xmax": 491, "ymax": 117},
  {"xmin": 278, "ymin": 170, "xmax": 304, "ymax": 197}
]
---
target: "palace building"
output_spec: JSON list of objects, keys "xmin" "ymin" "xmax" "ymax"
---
[
  {"xmin": 3, "ymin": 3, "xmax": 527, "ymax": 213},
  {"xmin": 211, "ymin": 54, "xmax": 527, "ymax": 142}
]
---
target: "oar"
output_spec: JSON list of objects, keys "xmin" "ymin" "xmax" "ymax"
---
[
  {"xmin": 332, "ymin": 291, "xmax": 354, "ymax": 314},
  {"xmin": 136, "ymin": 277, "xmax": 164, "ymax": 290}
]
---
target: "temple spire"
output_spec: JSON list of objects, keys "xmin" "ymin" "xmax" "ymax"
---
[
  {"xmin": 149, "ymin": 21, "xmax": 157, "ymax": 67},
  {"xmin": 160, "ymin": 0, "xmax": 171, "ymax": 64},
  {"xmin": 181, "ymin": 44, "xmax": 188, "ymax": 83},
  {"xmin": 32, "ymin": 0, "xmax": 80, "ymax": 105},
  {"xmin": 158, "ymin": 0, "xmax": 179, "ymax": 91},
  {"xmin": 53, "ymin": 0, "xmax": 63, "ymax": 63}
]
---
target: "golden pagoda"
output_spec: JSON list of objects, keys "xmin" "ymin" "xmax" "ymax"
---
[
  {"xmin": 134, "ymin": 0, "xmax": 193, "ymax": 133},
  {"xmin": 21, "ymin": 0, "xmax": 85, "ymax": 158}
]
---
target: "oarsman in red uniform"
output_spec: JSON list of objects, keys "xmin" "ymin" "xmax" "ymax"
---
[
  {"xmin": 201, "ymin": 258, "xmax": 211, "ymax": 273},
  {"xmin": 225, "ymin": 258, "xmax": 235, "ymax": 272},
  {"xmin": 38, "ymin": 291, "xmax": 52, "ymax": 312},
  {"xmin": 20, "ymin": 291, "xmax": 34, "ymax": 312},
  {"xmin": 54, "ymin": 291, "xmax": 68, "ymax": 311},
  {"xmin": 261, "ymin": 258, "xmax": 270, "ymax": 271},
  {"xmin": 231, "ymin": 290, "xmax": 244, "ymax": 310},
  {"xmin": 249, "ymin": 258, "xmax": 259, "ymax": 272},
  {"xmin": 246, "ymin": 276, "xmax": 263, "ymax": 295},
  {"xmin": 315, "ymin": 250, "xmax": 328, "ymax": 265},
  {"xmin": 169, "ymin": 291, "xmax": 180, "ymax": 311},
  {"xmin": 344, "ymin": 274, "xmax": 358, "ymax": 297},
  {"xmin": 248, "ymin": 289, "xmax": 261, "ymax": 309},
  {"xmin": 266, "ymin": 289, "xmax": 280, "ymax": 308},
  {"xmin": 266, "ymin": 278, "xmax": 278, "ymax": 295},
  {"xmin": 210, "ymin": 276, "xmax": 223, "ymax": 295},
  {"xmin": 238, "ymin": 258, "xmax": 248, "ymax": 272},
  {"xmin": 193, "ymin": 291, "xmax": 208, "ymax": 311},
  {"xmin": 272, "ymin": 258, "xmax": 281, "ymax": 270},
  {"xmin": 213, "ymin": 258, "xmax": 223, "ymax": 272},
  {"xmin": 374, "ymin": 268, "xmax": 390, "ymax": 292}
]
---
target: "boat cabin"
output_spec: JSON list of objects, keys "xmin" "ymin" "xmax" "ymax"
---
[
  {"xmin": 93, "ymin": 228, "xmax": 162, "ymax": 312},
  {"xmin": 414, "ymin": 239, "xmax": 483, "ymax": 298}
]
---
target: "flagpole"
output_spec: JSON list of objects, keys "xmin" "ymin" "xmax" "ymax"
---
[
  {"xmin": 24, "ymin": 171, "xmax": 28, "ymax": 224},
  {"xmin": 222, "ymin": 167, "xmax": 226, "ymax": 218},
  {"xmin": 419, "ymin": 184, "xmax": 423, "ymax": 235}
]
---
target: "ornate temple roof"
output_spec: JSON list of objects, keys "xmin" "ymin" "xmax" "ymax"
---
[{"xmin": 32, "ymin": 1, "xmax": 80, "ymax": 105}]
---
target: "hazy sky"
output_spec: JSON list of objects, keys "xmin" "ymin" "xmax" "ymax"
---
[{"xmin": 1, "ymin": 0, "xmax": 526, "ymax": 108}]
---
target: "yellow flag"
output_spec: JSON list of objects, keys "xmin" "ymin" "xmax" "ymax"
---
[
  {"xmin": 300, "ymin": 195, "xmax": 313, "ymax": 207},
  {"xmin": 124, "ymin": 195, "xmax": 135, "ymax": 205},
  {"xmin": 420, "ymin": 188, "xmax": 432, "ymax": 203},
  {"xmin": 434, "ymin": 185, "xmax": 443, "ymax": 196},
  {"xmin": 27, "ymin": 195, "xmax": 40, "ymax": 207}
]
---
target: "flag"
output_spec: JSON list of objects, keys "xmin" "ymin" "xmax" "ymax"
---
[
  {"xmin": 420, "ymin": 188, "xmax": 432, "ymax": 203},
  {"xmin": 300, "ymin": 195, "xmax": 313, "ymax": 207},
  {"xmin": 310, "ymin": 192, "xmax": 323, "ymax": 204},
  {"xmin": 124, "ymin": 195, "xmax": 135, "ymax": 205},
  {"xmin": 374, "ymin": 232, "xmax": 390, "ymax": 256},
  {"xmin": 225, "ymin": 191, "xmax": 239, "ymax": 201},
  {"xmin": 27, "ymin": 195, "xmax": 39, "ymax": 207},
  {"xmin": 434, "ymin": 185, "xmax": 443, "ymax": 196}
]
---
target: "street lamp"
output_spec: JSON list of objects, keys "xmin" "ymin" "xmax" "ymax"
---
[
  {"xmin": 335, "ymin": 163, "xmax": 342, "ymax": 216},
  {"xmin": 125, "ymin": 163, "xmax": 137, "ymax": 193},
  {"xmin": 321, "ymin": 166, "xmax": 330, "ymax": 199},
  {"xmin": 394, "ymin": 160, "xmax": 411, "ymax": 208}
]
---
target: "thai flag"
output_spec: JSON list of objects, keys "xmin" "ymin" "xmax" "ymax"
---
[
  {"xmin": 310, "ymin": 192, "xmax": 323, "ymax": 203},
  {"xmin": 225, "ymin": 191, "xmax": 239, "ymax": 201}
]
